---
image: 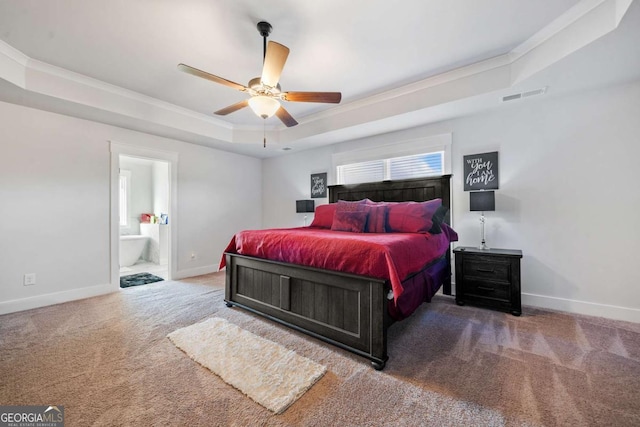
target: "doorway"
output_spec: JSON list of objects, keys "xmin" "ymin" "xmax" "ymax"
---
[
  {"xmin": 110, "ymin": 142, "xmax": 178, "ymax": 289},
  {"xmin": 118, "ymin": 155, "xmax": 169, "ymax": 281}
]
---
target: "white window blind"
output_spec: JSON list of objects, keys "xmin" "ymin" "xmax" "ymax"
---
[
  {"xmin": 389, "ymin": 152, "xmax": 444, "ymax": 180},
  {"xmin": 332, "ymin": 134, "xmax": 451, "ymax": 185},
  {"xmin": 337, "ymin": 159, "xmax": 385, "ymax": 185},
  {"xmin": 337, "ymin": 151, "xmax": 444, "ymax": 185}
]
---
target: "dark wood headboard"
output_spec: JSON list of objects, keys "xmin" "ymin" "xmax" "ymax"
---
[{"xmin": 328, "ymin": 175, "xmax": 452, "ymax": 222}]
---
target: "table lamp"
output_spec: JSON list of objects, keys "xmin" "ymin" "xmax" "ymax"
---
[
  {"xmin": 470, "ymin": 191, "xmax": 495, "ymax": 250},
  {"xmin": 296, "ymin": 200, "xmax": 315, "ymax": 226}
]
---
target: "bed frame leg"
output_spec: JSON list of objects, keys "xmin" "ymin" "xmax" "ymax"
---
[
  {"xmin": 443, "ymin": 249, "xmax": 452, "ymax": 295},
  {"xmin": 371, "ymin": 360, "xmax": 386, "ymax": 371}
]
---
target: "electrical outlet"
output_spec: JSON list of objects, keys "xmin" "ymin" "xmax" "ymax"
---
[{"xmin": 24, "ymin": 273, "xmax": 37, "ymax": 286}]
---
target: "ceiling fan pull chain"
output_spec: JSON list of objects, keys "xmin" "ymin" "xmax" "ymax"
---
[{"xmin": 263, "ymin": 120, "xmax": 267, "ymax": 148}]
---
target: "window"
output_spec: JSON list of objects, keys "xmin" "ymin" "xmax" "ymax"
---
[
  {"xmin": 337, "ymin": 151, "xmax": 444, "ymax": 185},
  {"xmin": 337, "ymin": 159, "xmax": 385, "ymax": 185},
  {"xmin": 333, "ymin": 133, "xmax": 451, "ymax": 185},
  {"xmin": 119, "ymin": 169, "xmax": 131, "ymax": 228},
  {"xmin": 389, "ymin": 152, "xmax": 444, "ymax": 180}
]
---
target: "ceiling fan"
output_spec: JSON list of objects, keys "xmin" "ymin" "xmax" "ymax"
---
[{"xmin": 178, "ymin": 21, "xmax": 342, "ymax": 128}]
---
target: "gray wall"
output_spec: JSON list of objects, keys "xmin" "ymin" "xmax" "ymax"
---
[
  {"xmin": 262, "ymin": 80, "xmax": 640, "ymax": 322},
  {"xmin": 0, "ymin": 101, "xmax": 262, "ymax": 313}
]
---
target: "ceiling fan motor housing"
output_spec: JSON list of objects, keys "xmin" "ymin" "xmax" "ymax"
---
[
  {"xmin": 249, "ymin": 77, "xmax": 281, "ymax": 95},
  {"xmin": 257, "ymin": 21, "xmax": 272, "ymax": 38}
]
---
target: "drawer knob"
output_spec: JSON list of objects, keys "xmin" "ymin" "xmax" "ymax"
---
[
  {"xmin": 477, "ymin": 286, "xmax": 495, "ymax": 292},
  {"xmin": 476, "ymin": 268, "xmax": 495, "ymax": 273}
]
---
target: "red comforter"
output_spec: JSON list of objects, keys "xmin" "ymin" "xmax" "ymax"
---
[{"xmin": 220, "ymin": 226, "xmax": 457, "ymax": 301}]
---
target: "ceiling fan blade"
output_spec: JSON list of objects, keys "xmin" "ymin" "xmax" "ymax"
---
[
  {"xmin": 275, "ymin": 106, "xmax": 298, "ymax": 127},
  {"xmin": 178, "ymin": 63, "xmax": 247, "ymax": 92},
  {"xmin": 282, "ymin": 91, "xmax": 342, "ymax": 104},
  {"xmin": 261, "ymin": 41, "xmax": 290, "ymax": 88},
  {"xmin": 214, "ymin": 99, "xmax": 249, "ymax": 116}
]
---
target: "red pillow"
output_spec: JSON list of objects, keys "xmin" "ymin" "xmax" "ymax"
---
[
  {"xmin": 331, "ymin": 211, "xmax": 368, "ymax": 233},
  {"xmin": 309, "ymin": 204, "xmax": 337, "ymax": 229},
  {"xmin": 336, "ymin": 199, "xmax": 368, "ymax": 212},
  {"xmin": 364, "ymin": 204, "xmax": 387, "ymax": 233},
  {"xmin": 386, "ymin": 199, "xmax": 442, "ymax": 233}
]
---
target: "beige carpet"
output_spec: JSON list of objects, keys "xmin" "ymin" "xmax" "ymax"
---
[
  {"xmin": 168, "ymin": 317, "xmax": 326, "ymax": 414},
  {"xmin": 1, "ymin": 272, "xmax": 639, "ymax": 426}
]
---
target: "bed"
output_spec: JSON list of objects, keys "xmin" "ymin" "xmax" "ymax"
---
[{"xmin": 222, "ymin": 175, "xmax": 454, "ymax": 370}]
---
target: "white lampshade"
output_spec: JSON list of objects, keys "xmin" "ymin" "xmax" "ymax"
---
[{"xmin": 248, "ymin": 96, "xmax": 280, "ymax": 119}]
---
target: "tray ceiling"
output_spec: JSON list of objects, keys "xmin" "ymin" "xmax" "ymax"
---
[{"xmin": 0, "ymin": 0, "xmax": 638, "ymax": 157}]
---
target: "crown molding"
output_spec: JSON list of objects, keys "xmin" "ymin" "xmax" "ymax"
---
[
  {"xmin": 510, "ymin": 0, "xmax": 608, "ymax": 60},
  {"xmin": 0, "ymin": 39, "xmax": 29, "ymax": 67},
  {"xmin": 0, "ymin": 39, "xmax": 28, "ymax": 88},
  {"xmin": 26, "ymin": 58, "xmax": 233, "ymax": 129},
  {"xmin": 298, "ymin": 0, "xmax": 633, "ymax": 127},
  {"xmin": 510, "ymin": 0, "xmax": 633, "ymax": 84},
  {"xmin": 290, "ymin": 54, "xmax": 512, "ymax": 128}
]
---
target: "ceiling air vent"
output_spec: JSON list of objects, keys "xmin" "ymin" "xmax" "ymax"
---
[
  {"xmin": 502, "ymin": 86, "xmax": 547, "ymax": 103},
  {"xmin": 503, "ymin": 93, "xmax": 522, "ymax": 102}
]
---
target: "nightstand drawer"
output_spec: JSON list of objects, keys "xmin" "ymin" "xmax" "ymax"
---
[
  {"xmin": 463, "ymin": 257, "xmax": 510, "ymax": 282},
  {"xmin": 465, "ymin": 279, "xmax": 510, "ymax": 302}
]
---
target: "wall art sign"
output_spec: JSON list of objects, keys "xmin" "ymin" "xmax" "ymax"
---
[
  {"xmin": 464, "ymin": 151, "xmax": 499, "ymax": 191},
  {"xmin": 310, "ymin": 172, "xmax": 327, "ymax": 198}
]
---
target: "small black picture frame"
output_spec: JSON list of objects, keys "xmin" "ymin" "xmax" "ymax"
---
[
  {"xmin": 463, "ymin": 151, "xmax": 499, "ymax": 191},
  {"xmin": 310, "ymin": 172, "xmax": 327, "ymax": 198}
]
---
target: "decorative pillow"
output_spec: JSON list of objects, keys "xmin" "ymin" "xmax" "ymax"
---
[
  {"xmin": 331, "ymin": 210, "xmax": 368, "ymax": 233},
  {"xmin": 336, "ymin": 199, "xmax": 368, "ymax": 212},
  {"xmin": 364, "ymin": 204, "xmax": 387, "ymax": 233},
  {"xmin": 309, "ymin": 204, "xmax": 337, "ymax": 229},
  {"xmin": 427, "ymin": 205, "xmax": 449, "ymax": 234},
  {"xmin": 386, "ymin": 199, "xmax": 442, "ymax": 233}
]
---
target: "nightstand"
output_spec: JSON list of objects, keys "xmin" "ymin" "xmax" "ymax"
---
[{"xmin": 453, "ymin": 247, "xmax": 523, "ymax": 316}]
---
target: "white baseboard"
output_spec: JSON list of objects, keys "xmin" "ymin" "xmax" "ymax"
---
[
  {"xmin": 6, "ymin": 278, "xmax": 636, "ymax": 323},
  {"xmin": 172, "ymin": 264, "xmax": 218, "ymax": 280},
  {"xmin": 0, "ymin": 283, "xmax": 117, "ymax": 315},
  {"xmin": 450, "ymin": 281, "xmax": 639, "ymax": 323},
  {"xmin": 522, "ymin": 292, "xmax": 640, "ymax": 323},
  {"xmin": 1, "ymin": 266, "xmax": 219, "ymax": 315}
]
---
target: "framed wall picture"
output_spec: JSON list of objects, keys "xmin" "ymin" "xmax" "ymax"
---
[
  {"xmin": 310, "ymin": 172, "xmax": 327, "ymax": 198},
  {"xmin": 463, "ymin": 151, "xmax": 499, "ymax": 191}
]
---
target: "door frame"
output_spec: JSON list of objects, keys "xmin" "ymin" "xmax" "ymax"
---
[{"xmin": 109, "ymin": 141, "xmax": 179, "ymax": 288}]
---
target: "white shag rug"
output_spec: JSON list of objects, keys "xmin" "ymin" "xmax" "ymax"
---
[{"xmin": 168, "ymin": 317, "xmax": 327, "ymax": 414}]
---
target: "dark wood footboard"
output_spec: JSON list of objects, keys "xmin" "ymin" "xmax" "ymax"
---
[{"xmin": 225, "ymin": 253, "xmax": 389, "ymax": 369}]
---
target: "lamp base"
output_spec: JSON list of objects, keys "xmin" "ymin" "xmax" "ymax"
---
[{"xmin": 478, "ymin": 213, "xmax": 489, "ymax": 250}]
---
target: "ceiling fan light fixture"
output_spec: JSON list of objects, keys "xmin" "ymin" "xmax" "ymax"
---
[{"xmin": 248, "ymin": 96, "xmax": 280, "ymax": 119}]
